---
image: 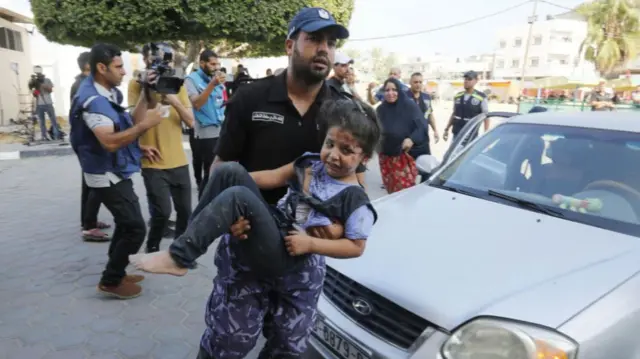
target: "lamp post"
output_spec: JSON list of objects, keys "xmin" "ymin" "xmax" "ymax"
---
[{"xmin": 518, "ymin": 0, "xmax": 540, "ymax": 92}]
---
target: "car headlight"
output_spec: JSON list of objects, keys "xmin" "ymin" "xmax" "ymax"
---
[{"xmin": 441, "ymin": 318, "xmax": 577, "ymax": 359}]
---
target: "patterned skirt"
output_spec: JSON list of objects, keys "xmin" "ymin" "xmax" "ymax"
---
[{"xmin": 378, "ymin": 153, "xmax": 418, "ymax": 194}]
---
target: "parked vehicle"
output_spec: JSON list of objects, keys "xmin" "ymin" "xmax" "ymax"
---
[{"xmin": 309, "ymin": 111, "xmax": 640, "ymax": 359}]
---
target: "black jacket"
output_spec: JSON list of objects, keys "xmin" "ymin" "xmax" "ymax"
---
[{"xmin": 70, "ymin": 74, "xmax": 88, "ymax": 102}]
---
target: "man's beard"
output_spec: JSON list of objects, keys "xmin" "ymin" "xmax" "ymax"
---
[
  {"xmin": 200, "ymin": 66, "xmax": 213, "ymax": 76},
  {"xmin": 291, "ymin": 47, "xmax": 330, "ymax": 86}
]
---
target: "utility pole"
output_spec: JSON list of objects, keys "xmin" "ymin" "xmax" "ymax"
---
[{"xmin": 519, "ymin": 0, "xmax": 539, "ymax": 92}]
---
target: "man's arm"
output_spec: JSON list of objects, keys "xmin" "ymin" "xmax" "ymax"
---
[
  {"xmin": 428, "ymin": 113, "xmax": 440, "ymax": 141},
  {"xmin": 187, "ymin": 76, "xmax": 219, "ymax": 110},
  {"xmin": 481, "ymin": 97, "xmax": 490, "ymax": 131},
  {"xmin": 444, "ymin": 112, "xmax": 455, "ymax": 133},
  {"xmin": 42, "ymin": 79, "xmax": 53, "ymax": 92},
  {"xmin": 127, "ymin": 80, "xmax": 149, "ymax": 125},
  {"xmin": 169, "ymin": 87, "xmax": 194, "ymax": 128},
  {"xmin": 88, "ymin": 101, "xmax": 162, "ymax": 152},
  {"xmin": 367, "ymin": 84, "xmax": 381, "ymax": 105}
]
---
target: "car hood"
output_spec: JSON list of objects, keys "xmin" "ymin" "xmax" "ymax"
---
[{"xmin": 327, "ymin": 185, "xmax": 640, "ymax": 331}]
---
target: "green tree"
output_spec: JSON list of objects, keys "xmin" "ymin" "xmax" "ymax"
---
[
  {"xmin": 577, "ymin": 0, "xmax": 640, "ymax": 78},
  {"xmin": 30, "ymin": 0, "xmax": 354, "ymax": 61},
  {"xmin": 369, "ymin": 48, "xmax": 398, "ymax": 82},
  {"xmin": 343, "ymin": 48, "xmax": 362, "ymax": 63}
]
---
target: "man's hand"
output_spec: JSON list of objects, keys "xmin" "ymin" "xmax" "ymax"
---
[
  {"xmin": 308, "ymin": 221, "xmax": 344, "ymax": 240},
  {"xmin": 284, "ymin": 230, "xmax": 314, "ymax": 256},
  {"xmin": 141, "ymin": 104, "xmax": 164, "ymax": 130},
  {"xmin": 144, "ymin": 70, "xmax": 158, "ymax": 86},
  {"xmin": 141, "ymin": 146, "xmax": 162, "ymax": 163},
  {"xmin": 215, "ymin": 71, "xmax": 226, "ymax": 85},
  {"xmin": 433, "ymin": 131, "xmax": 440, "ymax": 143},
  {"xmin": 230, "ymin": 216, "xmax": 251, "ymax": 240},
  {"xmin": 443, "ymin": 128, "xmax": 450, "ymax": 141},
  {"xmin": 162, "ymin": 94, "xmax": 181, "ymax": 107}
]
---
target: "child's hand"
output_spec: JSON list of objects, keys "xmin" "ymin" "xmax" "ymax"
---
[
  {"xmin": 230, "ymin": 216, "xmax": 251, "ymax": 240},
  {"xmin": 284, "ymin": 231, "xmax": 314, "ymax": 256}
]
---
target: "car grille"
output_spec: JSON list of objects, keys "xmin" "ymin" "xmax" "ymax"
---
[{"xmin": 323, "ymin": 266, "xmax": 432, "ymax": 349}]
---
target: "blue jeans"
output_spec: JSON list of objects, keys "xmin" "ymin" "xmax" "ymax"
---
[{"xmin": 36, "ymin": 104, "xmax": 59, "ymax": 140}]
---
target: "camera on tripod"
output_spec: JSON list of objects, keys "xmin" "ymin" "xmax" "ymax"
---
[
  {"xmin": 28, "ymin": 66, "xmax": 46, "ymax": 93},
  {"xmin": 139, "ymin": 43, "xmax": 184, "ymax": 94}
]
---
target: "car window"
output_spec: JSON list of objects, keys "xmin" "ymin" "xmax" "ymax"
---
[{"xmin": 431, "ymin": 123, "xmax": 640, "ymax": 236}]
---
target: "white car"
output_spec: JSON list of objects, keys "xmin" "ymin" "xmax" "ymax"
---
[{"xmin": 309, "ymin": 111, "xmax": 640, "ymax": 359}]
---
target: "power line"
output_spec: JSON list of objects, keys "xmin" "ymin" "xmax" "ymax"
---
[
  {"xmin": 537, "ymin": 0, "xmax": 576, "ymax": 12},
  {"xmin": 348, "ymin": 0, "xmax": 532, "ymax": 42}
]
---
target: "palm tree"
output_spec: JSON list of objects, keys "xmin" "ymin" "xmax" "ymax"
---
[{"xmin": 578, "ymin": 0, "xmax": 640, "ymax": 78}]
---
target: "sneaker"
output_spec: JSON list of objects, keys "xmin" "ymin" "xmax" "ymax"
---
[
  {"xmin": 82, "ymin": 228, "xmax": 110, "ymax": 242},
  {"xmin": 97, "ymin": 281, "xmax": 142, "ymax": 299},
  {"xmin": 123, "ymin": 274, "xmax": 145, "ymax": 283}
]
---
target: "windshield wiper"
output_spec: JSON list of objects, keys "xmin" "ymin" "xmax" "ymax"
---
[
  {"xmin": 487, "ymin": 190, "xmax": 564, "ymax": 218},
  {"xmin": 430, "ymin": 183, "xmax": 480, "ymax": 198}
]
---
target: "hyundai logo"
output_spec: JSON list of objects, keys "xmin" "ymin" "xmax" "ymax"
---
[{"xmin": 351, "ymin": 297, "xmax": 372, "ymax": 316}]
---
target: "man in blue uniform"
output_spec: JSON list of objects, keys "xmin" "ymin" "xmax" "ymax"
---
[
  {"xmin": 69, "ymin": 43, "xmax": 164, "ymax": 299},
  {"xmin": 443, "ymin": 70, "xmax": 489, "ymax": 141}
]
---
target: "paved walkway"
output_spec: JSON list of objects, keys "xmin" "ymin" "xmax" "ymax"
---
[{"xmin": 0, "ymin": 155, "xmax": 386, "ymax": 359}]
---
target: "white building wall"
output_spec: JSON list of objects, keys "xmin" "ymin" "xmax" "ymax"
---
[
  {"xmin": 0, "ymin": 16, "xmax": 31, "ymax": 126},
  {"xmin": 399, "ymin": 54, "xmax": 494, "ymax": 80},
  {"xmin": 492, "ymin": 18, "xmax": 598, "ymax": 79}
]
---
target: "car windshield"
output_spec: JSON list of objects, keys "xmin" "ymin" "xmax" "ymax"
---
[{"xmin": 431, "ymin": 122, "xmax": 640, "ymax": 237}]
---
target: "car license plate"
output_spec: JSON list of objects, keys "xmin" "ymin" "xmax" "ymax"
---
[{"xmin": 313, "ymin": 316, "xmax": 370, "ymax": 359}]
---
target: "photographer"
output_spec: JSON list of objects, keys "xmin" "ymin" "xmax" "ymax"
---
[
  {"xmin": 70, "ymin": 43, "xmax": 165, "ymax": 299},
  {"xmin": 184, "ymin": 50, "xmax": 226, "ymax": 198},
  {"xmin": 128, "ymin": 43, "xmax": 195, "ymax": 253},
  {"xmin": 29, "ymin": 65, "xmax": 61, "ymax": 140}
]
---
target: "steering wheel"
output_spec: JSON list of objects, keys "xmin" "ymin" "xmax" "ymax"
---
[
  {"xmin": 584, "ymin": 180, "xmax": 640, "ymax": 201},
  {"xmin": 583, "ymin": 180, "xmax": 640, "ymax": 219}
]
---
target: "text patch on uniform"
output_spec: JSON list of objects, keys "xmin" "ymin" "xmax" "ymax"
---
[{"xmin": 252, "ymin": 112, "xmax": 285, "ymax": 124}]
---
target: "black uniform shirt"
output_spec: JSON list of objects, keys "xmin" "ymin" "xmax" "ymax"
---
[{"xmin": 216, "ymin": 70, "xmax": 363, "ymax": 204}]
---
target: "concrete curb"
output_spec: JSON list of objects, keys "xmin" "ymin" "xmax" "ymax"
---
[{"xmin": 0, "ymin": 141, "xmax": 193, "ymax": 161}]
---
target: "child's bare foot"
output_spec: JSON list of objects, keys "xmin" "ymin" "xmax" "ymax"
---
[{"xmin": 129, "ymin": 251, "xmax": 188, "ymax": 276}]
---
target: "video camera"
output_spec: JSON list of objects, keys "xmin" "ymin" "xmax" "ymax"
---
[
  {"xmin": 139, "ymin": 43, "xmax": 184, "ymax": 94},
  {"xmin": 28, "ymin": 66, "xmax": 46, "ymax": 91}
]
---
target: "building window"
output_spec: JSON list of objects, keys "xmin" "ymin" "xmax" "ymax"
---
[
  {"xmin": 547, "ymin": 54, "xmax": 570, "ymax": 65},
  {"xmin": 511, "ymin": 59, "xmax": 520, "ymax": 68},
  {"xmin": 496, "ymin": 60, "xmax": 505, "ymax": 69},
  {"xmin": 530, "ymin": 57, "xmax": 540, "ymax": 67},
  {"xmin": 0, "ymin": 28, "xmax": 23, "ymax": 52},
  {"xmin": 551, "ymin": 31, "xmax": 573, "ymax": 43},
  {"xmin": 499, "ymin": 40, "xmax": 506, "ymax": 48},
  {"xmin": 533, "ymin": 35, "xmax": 542, "ymax": 45},
  {"xmin": 514, "ymin": 38, "xmax": 522, "ymax": 47}
]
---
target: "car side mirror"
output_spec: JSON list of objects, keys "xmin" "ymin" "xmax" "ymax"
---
[{"xmin": 415, "ymin": 155, "xmax": 441, "ymax": 178}]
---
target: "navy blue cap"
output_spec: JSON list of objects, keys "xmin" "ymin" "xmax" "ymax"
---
[
  {"xmin": 287, "ymin": 7, "xmax": 349, "ymax": 40},
  {"xmin": 463, "ymin": 71, "xmax": 479, "ymax": 79}
]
